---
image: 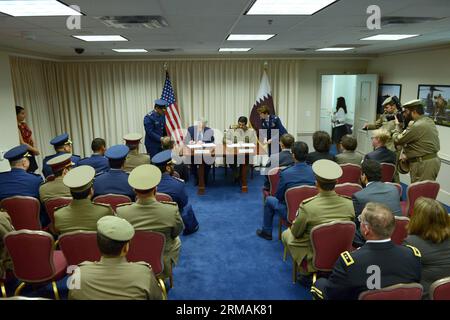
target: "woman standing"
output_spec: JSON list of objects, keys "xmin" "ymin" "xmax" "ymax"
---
[
  {"xmin": 16, "ymin": 106, "xmax": 40, "ymax": 173},
  {"xmin": 331, "ymin": 97, "xmax": 349, "ymax": 150}
]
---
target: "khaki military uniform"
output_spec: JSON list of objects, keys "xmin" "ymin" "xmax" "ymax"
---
[
  {"xmin": 226, "ymin": 127, "xmax": 257, "ymax": 145},
  {"xmin": 392, "ymin": 115, "xmax": 440, "ymax": 183},
  {"xmin": 39, "ymin": 176, "xmax": 71, "ymax": 203},
  {"xmin": 282, "ymin": 191, "xmax": 355, "ymax": 273},
  {"xmin": 124, "ymin": 149, "xmax": 151, "ymax": 173},
  {"xmin": 335, "ymin": 151, "xmax": 363, "ymax": 165},
  {"xmin": 367, "ymin": 113, "xmax": 396, "ymax": 151},
  {"xmin": 69, "ymin": 256, "xmax": 163, "ymax": 300},
  {"xmin": 54, "ymin": 199, "xmax": 113, "ymax": 234},
  {"xmin": 0, "ymin": 210, "xmax": 14, "ymax": 277},
  {"xmin": 116, "ymin": 198, "xmax": 184, "ymax": 277}
]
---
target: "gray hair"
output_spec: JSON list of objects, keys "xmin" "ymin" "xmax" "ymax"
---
[
  {"xmin": 195, "ymin": 117, "xmax": 207, "ymax": 126},
  {"xmin": 360, "ymin": 202, "xmax": 395, "ymax": 239}
]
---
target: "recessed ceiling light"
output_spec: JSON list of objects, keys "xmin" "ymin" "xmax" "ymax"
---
[
  {"xmin": 360, "ymin": 34, "xmax": 420, "ymax": 41},
  {"xmin": 219, "ymin": 48, "xmax": 252, "ymax": 52},
  {"xmin": 73, "ymin": 35, "xmax": 128, "ymax": 42},
  {"xmin": 113, "ymin": 49, "xmax": 148, "ymax": 53},
  {"xmin": 246, "ymin": 0, "xmax": 337, "ymax": 15},
  {"xmin": 0, "ymin": 0, "xmax": 82, "ymax": 16},
  {"xmin": 227, "ymin": 34, "xmax": 275, "ymax": 41},
  {"xmin": 316, "ymin": 47, "xmax": 354, "ymax": 51}
]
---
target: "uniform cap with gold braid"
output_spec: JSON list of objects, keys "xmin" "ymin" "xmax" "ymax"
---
[
  {"xmin": 50, "ymin": 133, "xmax": 72, "ymax": 147},
  {"xmin": 382, "ymin": 96, "xmax": 393, "ymax": 106},
  {"xmin": 123, "ymin": 132, "xmax": 143, "ymax": 143},
  {"xmin": 63, "ymin": 165, "xmax": 95, "ymax": 192},
  {"xmin": 4, "ymin": 145, "xmax": 30, "ymax": 162},
  {"xmin": 97, "ymin": 216, "xmax": 135, "ymax": 241},
  {"xmin": 402, "ymin": 99, "xmax": 423, "ymax": 110},
  {"xmin": 312, "ymin": 159, "xmax": 343, "ymax": 181},
  {"xmin": 128, "ymin": 164, "xmax": 162, "ymax": 190},
  {"xmin": 47, "ymin": 153, "xmax": 73, "ymax": 172}
]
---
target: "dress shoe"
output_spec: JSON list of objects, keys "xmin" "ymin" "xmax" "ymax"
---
[{"xmin": 256, "ymin": 229, "xmax": 272, "ymax": 240}]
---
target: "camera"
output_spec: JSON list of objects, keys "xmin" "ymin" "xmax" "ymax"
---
[
  {"xmin": 74, "ymin": 48, "xmax": 85, "ymax": 54},
  {"xmin": 386, "ymin": 111, "xmax": 404, "ymax": 123}
]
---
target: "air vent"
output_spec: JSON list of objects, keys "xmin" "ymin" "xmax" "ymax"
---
[
  {"xmin": 98, "ymin": 16, "xmax": 169, "ymax": 29},
  {"xmin": 290, "ymin": 48, "xmax": 309, "ymax": 51},
  {"xmin": 381, "ymin": 16, "xmax": 442, "ymax": 26}
]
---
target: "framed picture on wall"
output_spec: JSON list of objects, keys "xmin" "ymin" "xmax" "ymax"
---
[
  {"xmin": 377, "ymin": 84, "xmax": 402, "ymax": 115},
  {"xmin": 417, "ymin": 84, "xmax": 450, "ymax": 127}
]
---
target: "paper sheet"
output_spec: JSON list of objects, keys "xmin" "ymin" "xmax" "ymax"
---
[
  {"xmin": 194, "ymin": 149, "xmax": 211, "ymax": 154},
  {"xmin": 187, "ymin": 144, "xmax": 203, "ymax": 149},
  {"xmin": 238, "ymin": 149, "xmax": 254, "ymax": 154}
]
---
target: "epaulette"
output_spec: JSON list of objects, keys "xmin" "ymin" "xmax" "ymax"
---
[
  {"xmin": 54, "ymin": 203, "xmax": 70, "ymax": 212},
  {"xmin": 302, "ymin": 195, "xmax": 318, "ymax": 205},
  {"xmin": 340, "ymin": 251, "xmax": 355, "ymax": 266},
  {"xmin": 173, "ymin": 176, "xmax": 185, "ymax": 183},
  {"xmin": 405, "ymin": 245, "xmax": 421, "ymax": 258},
  {"xmin": 134, "ymin": 261, "xmax": 151, "ymax": 268},
  {"xmin": 338, "ymin": 194, "xmax": 352, "ymax": 200},
  {"xmin": 93, "ymin": 202, "xmax": 114, "ymax": 209},
  {"xmin": 310, "ymin": 286, "xmax": 324, "ymax": 300},
  {"xmin": 115, "ymin": 202, "xmax": 133, "ymax": 208},
  {"xmin": 160, "ymin": 201, "xmax": 177, "ymax": 206}
]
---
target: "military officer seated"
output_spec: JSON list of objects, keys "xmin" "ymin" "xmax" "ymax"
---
[
  {"xmin": 144, "ymin": 99, "xmax": 169, "ymax": 157},
  {"xmin": 69, "ymin": 215, "xmax": 164, "ymax": 300},
  {"xmin": 39, "ymin": 153, "xmax": 73, "ymax": 203},
  {"xmin": 161, "ymin": 136, "xmax": 189, "ymax": 181},
  {"xmin": 93, "ymin": 144, "xmax": 134, "ymax": 201},
  {"xmin": 0, "ymin": 145, "xmax": 43, "ymax": 202},
  {"xmin": 77, "ymin": 138, "xmax": 109, "ymax": 175},
  {"xmin": 54, "ymin": 166, "xmax": 113, "ymax": 235},
  {"xmin": 123, "ymin": 133, "xmax": 151, "ymax": 173},
  {"xmin": 116, "ymin": 164, "xmax": 184, "ymax": 279},
  {"xmin": 42, "ymin": 133, "xmax": 81, "ymax": 178},
  {"xmin": 311, "ymin": 202, "xmax": 422, "ymax": 300}
]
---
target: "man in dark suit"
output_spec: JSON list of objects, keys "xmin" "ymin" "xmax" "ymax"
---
[
  {"xmin": 311, "ymin": 202, "xmax": 421, "ymax": 300},
  {"xmin": 364, "ymin": 128, "xmax": 396, "ymax": 164},
  {"xmin": 353, "ymin": 159, "xmax": 402, "ymax": 247},
  {"xmin": 263, "ymin": 133, "xmax": 295, "ymax": 190},
  {"xmin": 77, "ymin": 138, "xmax": 109, "ymax": 175}
]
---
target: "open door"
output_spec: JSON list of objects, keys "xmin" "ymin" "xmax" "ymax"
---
[
  {"xmin": 319, "ymin": 75, "xmax": 334, "ymax": 136},
  {"xmin": 354, "ymin": 74, "xmax": 378, "ymax": 155}
]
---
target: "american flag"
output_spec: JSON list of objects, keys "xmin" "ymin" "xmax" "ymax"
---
[{"xmin": 161, "ymin": 71, "xmax": 184, "ymax": 144}]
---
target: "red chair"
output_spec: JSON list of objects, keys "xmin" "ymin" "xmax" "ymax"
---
[
  {"xmin": 335, "ymin": 183, "xmax": 362, "ymax": 198},
  {"xmin": 58, "ymin": 231, "xmax": 101, "ymax": 266},
  {"xmin": 44, "ymin": 197, "xmax": 72, "ymax": 233},
  {"xmin": 155, "ymin": 193, "xmax": 173, "ymax": 202},
  {"xmin": 0, "ymin": 196, "xmax": 41, "ymax": 230},
  {"xmin": 337, "ymin": 164, "xmax": 361, "ymax": 184},
  {"xmin": 93, "ymin": 194, "xmax": 132, "ymax": 212},
  {"xmin": 391, "ymin": 216, "xmax": 410, "ymax": 245},
  {"xmin": 402, "ymin": 181, "xmax": 440, "ymax": 217},
  {"xmin": 262, "ymin": 167, "xmax": 284, "ymax": 200},
  {"xmin": 430, "ymin": 277, "xmax": 450, "ymax": 300},
  {"xmin": 4, "ymin": 230, "xmax": 68, "ymax": 299},
  {"xmin": 380, "ymin": 162, "xmax": 396, "ymax": 182},
  {"xmin": 385, "ymin": 182, "xmax": 402, "ymax": 198},
  {"xmin": 358, "ymin": 283, "xmax": 423, "ymax": 300}
]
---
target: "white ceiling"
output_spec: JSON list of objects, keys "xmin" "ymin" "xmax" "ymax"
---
[{"xmin": 0, "ymin": 0, "xmax": 449, "ymax": 58}]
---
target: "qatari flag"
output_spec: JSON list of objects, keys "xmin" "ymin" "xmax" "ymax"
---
[{"xmin": 249, "ymin": 70, "xmax": 275, "ymax": 131}]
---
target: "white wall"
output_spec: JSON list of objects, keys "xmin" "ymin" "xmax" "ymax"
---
[
  {"xmin": 367, "ymin": 47, "xmax": 450, "ymax": 205},
  {"xmin": 0, "ymin": 51, "xmax": 19, "ymax": 172}
]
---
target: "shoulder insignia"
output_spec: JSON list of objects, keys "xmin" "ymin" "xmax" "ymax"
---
[
  {"xmin": 93, "ymin": 202, "xmax": 114, "ymax": 209},
  {"xmin": 340, "ymin": 251, "xmax": 355, "ymax": 266},
  {"xmin": 134, "ymin": 261, "xmax": 151, "ymax": 268},
  {"xmin": 115, "ymin": 202, "xmax": 133, "ymax": 208},
  {"xmin": 302, "ymin": 195, "xmax": 318, "ymax": 205},
  {"xmin": 405, "ymin": 245, "xmax": 421, "ymax": 258},
  {"xmin": 54, "ymin": 203, "xmax": 70, "ymax": 211},
  {"xmin": 160, "ymin": 201, "xmax": 177, "ymax": 206},
  {"xmin": 310, "ymin": 286, "xmax": 324, "ymax": 300}
]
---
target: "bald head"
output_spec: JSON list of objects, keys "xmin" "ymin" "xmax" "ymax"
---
[{"xmin": 360, "ymin": 202, "xmax": 395, "ymax": 240}]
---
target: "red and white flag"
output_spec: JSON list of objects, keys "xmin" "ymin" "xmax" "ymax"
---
[
  {"xmin": 161, "ymin": 71, "xmax": 184, "ymax": 144},
  {"xmin": 249, "ymin": 70, "xmax": 276, "ymax": 131}
]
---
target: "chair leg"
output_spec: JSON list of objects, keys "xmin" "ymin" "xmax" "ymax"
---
[
  {"xmin": 292, "ymin": 260, "xmax": 297, "ymax": 284},
  {"xmin": 278, "ymin": 219, "xmax": 282, "ymax": 241},
  {"xmin": 1, "ymin": 282, "xmax": 6, "ymax": 298},
  {"xmin": 14, "ymin": 282, "xmax": 26, "ymax": 296},
  {"xmin": 158, "ymin": 279, "xmax": 168, "ymax": 300},
  {"xmin": 169, "ymin": 262, "xmax": 174, "ymax": 288},
  {"xmin": 52, "ymin": 281, "xmax": 60, "ymax": 300}
]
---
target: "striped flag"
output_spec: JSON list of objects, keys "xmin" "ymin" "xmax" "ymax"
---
[
  {"xmin": 161, "ymin": 71, "xmax": 184, "ymax": 144},
  {"xmin": 249, "ymin": 70, "xmax": 276, "ymax": 131}
]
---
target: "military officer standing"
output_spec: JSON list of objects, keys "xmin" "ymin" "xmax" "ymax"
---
[
  {"xmin": 123, "ymin": 133, "xmax": 150, "ymax": 173},
  {"xmin": 93, "ymin": 144, "xmax": 134, "ymax": 200},
  {"xmin": 144, "ymin": 99, "xmax": 169, "ymax": 157},
  {"xmin": 77, "ymin": 138, "xmax": 109, "ymax": 175},
  {"xmin": 117, "ymin": 164, "xmax": 184, "ymax": 278},
  {"xmin": 0, "ymin": 210, "xmax": 14, "ymax": 280},
  {"xmin": 281, "ymin": 159, "xmax": 355, "ymax": 280},
  {"xmin": 0, "ymin": 145, "xmax": 43, "ymax": 201},
  {"xmin": 257, "ymin": 105, "xmax": 288, "ymax": 156},
  {"xmin": 42, "ymin": 133, "xmax": 81, "ymax": 178},
  {"xmin": 69, "ymin": 215, "xmax": 164, "ymax": 300},
  {"xmin": 392, "ymin": 99, "xmax": 441, "ymax": 183},
  {"xmin": 54, "ymin": 166, "xmax": 113, "ymax": 234},
  {"xmin": 39, "ymin": 153, "xmax": 73, "ymax": 203}
]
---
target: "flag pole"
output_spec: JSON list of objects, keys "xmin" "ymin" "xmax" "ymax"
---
[{"xmin": 164, "ymin": 62, "xmax": 168, "ymax": 71}]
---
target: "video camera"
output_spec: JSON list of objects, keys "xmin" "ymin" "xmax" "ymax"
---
[{"xmin": 385, "ymin": 96, "xmax": 404, "ymax": 123}]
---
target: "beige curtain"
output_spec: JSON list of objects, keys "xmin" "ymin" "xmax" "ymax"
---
[{"xmin": 10, "ymin": 56, "xmax": 304, "ymax": 168}]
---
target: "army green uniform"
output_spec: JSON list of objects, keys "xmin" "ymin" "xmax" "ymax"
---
[
  {"xmin": 282, "ymin": 191, "xmax": 355, "ymax": 273},
  {"xmin": 124, "ymin": 149, "xmax": 151, "ymax": 173},
  {"xmin": 39, "ymin": 176, "xmax": 71, "ymax": 203},
  {"xmin": 226, "ymin": 127, "xmax": 257, "ymax": 144},
  {"xmin": 392, "ymin": 115, "xmax": 440, "ymax": 183},
  {"xmin": 69, "ymin": 256, "xmax": 163, "ymax": 300},
  {"xmin": 335, "ymin": 151, "xmax": 363, "ymax": 165},
  {"xmin": 54, "ymin": 199, "xmax": 113, "ymax": 234},
  {"xmin": 117, "ymin": 198, "xmax": 184, "ymax": 277},
  {"xmin": 366, "ymin": 113, "xmax": 396, "ymax": 151},
  {"xmin": 0, "ymin": 210, "xmax": 14, "ymax": 277}
]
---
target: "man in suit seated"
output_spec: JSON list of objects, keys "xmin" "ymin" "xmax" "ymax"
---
[
  {"xmin": 77, "ymin": 138, "xmax": 109, "ymax": 175},
  {"xmin": 311, "ymin": 202, "xmax": 421, "ymax": 300},
  {"xmin": 364, "ymin": 128, "xmax": 396, "ymax": 164},
  {"xmin": 263, "ymin": 133, "xmax": 295, "ymax": 191},
  {"xmin": 256, "ymin": 141, "xmax": 315, "ymax": 240},
  {"xmin": 352, "ymin": 159, "xmax": 402, "ymax": 247},
  {"xmin": 185, "ymin": 117, "xmax": 215, "ymax": 185},
  {"xmin": 335, "ymin": 135, "xmax": 363, "ymax": 165}
]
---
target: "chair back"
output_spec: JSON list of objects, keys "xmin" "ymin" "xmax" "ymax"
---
[
  {"xmin": 268, "ymin": 167, "xmax": 283, "ymax": 196},
  {"xmin": 337, "ymin": 164, "xmax": 361, "ymax": 184},
  {"xmin": 4, "ymin": 230, "xmax": 57, "ymax": 282},
  {"xmin": 430, "ymin": 277, "xmax": 450, "ymax": 300},
  {"xmin": 93, "ymin": 194, "xmax": 131, "ymax": 212},
  {"xmin": 44, "ymin": 197, "xmax": 72, "ymax": 227},
  {"xmin": 391, "ymin": 216, "xmax": 410, "ymax": 245},
  {"xmin": 335, "ymin": 183, "xmax": 362, "ymax": 198},
  {"xmin": 380, "ymin": 162, "xmax": 396, "ymax": 182},
  {"xmin": 311, "ymin": 221, "xmax": 356, "ymax": 271},
  {"xmin": 127, "ymin": 231, "xmax": 166, "ymax": 276},
  {"xmin": 406, "ymin": 180, "xmax": 440, "ymax": 217},
  {"xmin": 358, "ymin": 283, "xmax": 423, "ymax": 300},
  {"xmin": 58, "ymin": 231, "xmax": 101, "ymax": 266},
  {"xmin": 155, "ymin": 192, "xmax": 173, "ymax": 202},
  {"xmin": 285, "ymin": 185, "xmax": 318, "ymax": 223},
  {"xmin": 0, "ymin": 196, "xmax": 41, "ymax": 230},
  {"xmin": 385, "ymin": 182, "xmax": 402, "ymax": 197}
]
